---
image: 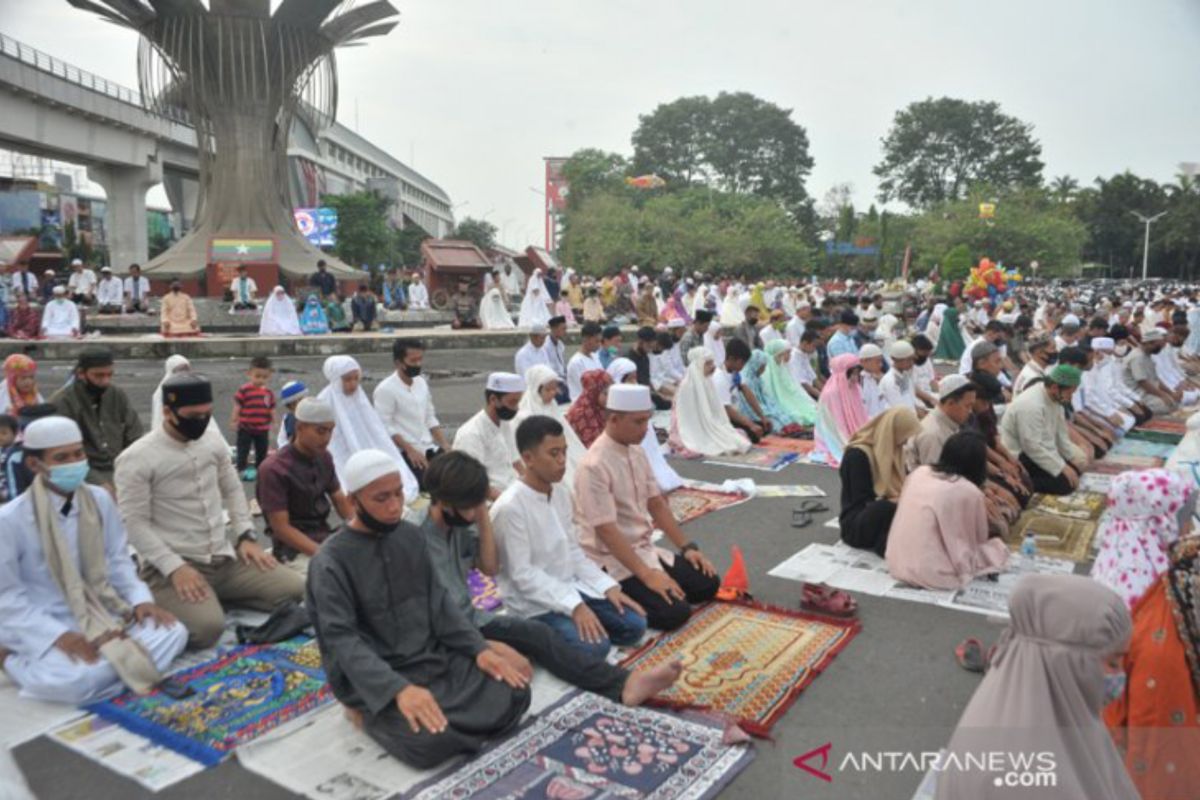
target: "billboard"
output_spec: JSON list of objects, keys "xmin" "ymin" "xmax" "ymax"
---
[
  {"xmin": 293, "ymin": 207, "xmax": 338, "ymax": 247},
  {"xmin": 543, "ymin": 157, "xmax": 569, "ymax": 252}
]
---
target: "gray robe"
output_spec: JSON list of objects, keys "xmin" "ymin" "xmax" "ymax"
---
[{"xmin": 306, "ymin": 522, "xmax": 530, "ymax": 769}]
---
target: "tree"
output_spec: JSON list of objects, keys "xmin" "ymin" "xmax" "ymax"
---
[
  {"xmin": 1050, "ymin": 175, "xmax": 1079, "ymax": 204},
  {"xmin": 561, "ymin": 148, "xmax": 629, "ymax": 211},
  {"xmin": 1073, "ymin": 172, "xmax": 1167, "ymax": 275},
  {"xmin": 391, "ymin": 224, "xmax": 430, "ymax": 269},
  {"xmin": 323, "ymin": 191, "xmax": 393, "ymax": 268},
  {"xmin": 630, "ymin": 96, "xmax": 711, "ymax": 184},
  {"xmin": 452, "ymin": 217, "xmax": 498, "ymax": 251},
  {"xmin": 1162, "ymin": 174, "xmax": 1200, "ymax": 279},
  {"xmin": 941, "ymin": 244, "xmax": 973, "ymax": 282},
  {"xmin": 874, "ymin": 97, "xmax": 1044, "ymax": 208}
]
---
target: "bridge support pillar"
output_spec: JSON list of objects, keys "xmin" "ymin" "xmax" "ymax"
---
[{"xmin": 89, "ymin": 160, "xmax": 162, "ymax": 270}]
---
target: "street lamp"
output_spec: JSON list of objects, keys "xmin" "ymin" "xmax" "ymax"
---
[{"xmin": 1130, "ymin": 210, "xmax": 1167, "ymax": 281}]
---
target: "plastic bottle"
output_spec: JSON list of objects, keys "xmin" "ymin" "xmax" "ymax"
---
[{"xmin": 1020, "ymin": 531, "xmax": 1037, "ymax": 568}]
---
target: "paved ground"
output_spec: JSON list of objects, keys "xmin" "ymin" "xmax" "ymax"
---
[{"xmin": 13, "ymin": 348, "xmax": 1000, "ymax": 800}]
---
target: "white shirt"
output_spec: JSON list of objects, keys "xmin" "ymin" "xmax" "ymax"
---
[
  {"xmin": 123, "ymin": 275, "xmax": 150, "ymax": 302},
  {"xmin": 0, "ymin": 485, "xmax": 152, "ymax": 657},
  {"xmin": 373, "ymin": 372, "xmax": 440, "ymax": 451},
  {"xmin": 785, "ymin": 316, "xmax": 806, "ymax": 348},
  {"xmin": 861, "ymin": 372, "xmax": 888, "ymax": 419},
  {"xmin": 96, "ymin": 277, "xmax": 124, "ymax": 306},
  {"xmin": 491, "ymin": 481, "xmax": 617, "ymax": 619},
  {"xmin": 567, "ymin": 350, "xmax": 603, "ymax": 400},
  {"xmin": 40, "ymin": 298, "xmax": 80, "ymax": 337},
  {"xmin": 232, "ymin": 276, "xmax": 258, "ymax": 302},
  {"xmin": 1013, "ymin": 361, "xmax": 1046, "ymax": 397},
  {"xmin": 10, "ymin": 271, "xmax": 38, "ymax": 296},
  {"xmin": 760, "ymin": 326, "xmax": 782, "ymax": 345},
  {"xmin": 452, "ymin": 409, "xmax": 520, "ymax": 492},
  {"xmin": 514, "ymin": 341, "xmax": 552, "ymax": 379},
  {"xmin": 879, "ymin": 368, "xmax": 918, "ymax": 409},
  {"xmin": 710, "ymin": 366, "xmax": 736, "ymax": 407},
  {"xmin": 67, "ymin": 269, "xmax": 97, "ymax": 296},
  {"xmin": 912, "ymin": 359, "xmax": 936, "ymax": 394},
  {"xmin": 649, "ymin": 352, "xmax": 675, "ymax": 391},
  {"xmin": 789, "ymin": 348, "xmax": 818, "ymax": 389},
  {"xmin": 408, "ymin": 283, "xmax": 429, "ymax": 309},
  {"xmin": 664, "ymin": 343, "xmax": 686, "ymax": 382}
]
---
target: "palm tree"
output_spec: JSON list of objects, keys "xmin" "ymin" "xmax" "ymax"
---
[{"xmin": 1050, "ymin": 175, "xmax": 1079, "ymax": 204}]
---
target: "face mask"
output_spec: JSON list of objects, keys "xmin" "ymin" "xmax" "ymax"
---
[
  {"xmin": 83, "ymin": 380, "xmax": 107, "ymax": 399},
  {"xmin": 1103, "ymin": 668, "xmax": 1126, "ymax": 704},
  {"xmin": 606, "ymin": 346, "xmax": 618, "ymax": 356},
  {"xmin": 45, "ymin": 460, "xmax": 90, "ymax": 493},
  {"xmin": 354, "ymin": 500, "xmax": 397, "ymax": 534},
  {"xmin": 1044, "ymin": 353, "xmax": 1059, "ymax": 365},
  {"xmin": 914, "ymin": 355, "xmax": 928, "ymax": 366},
  {"xmin": 441, "ymin": 508, "xmax": 474, "ymax": 528},
  {"xmin": 403, "ymin": 365, "xmax": 422, "ymax": 378},
  {"xmin": 171, "ymin": 412, "xmax": 211, "ymax": 441},
  {"xmin": 496, "ymin": 405, "xmax": 518, "ymax": 422}
]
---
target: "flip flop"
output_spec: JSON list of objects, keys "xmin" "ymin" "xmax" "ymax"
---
[
  {"xmin": 791, "ymin": 509, "xmax": 812, "ymax": 528},
  {"xmin": 795, "ymin": 500, "xmax": 830, "ymax": 514},
  {"xmin": 955, "ymin": 637, "xmax": 987, "ymax": 673},
  {"xmin": 800, "ymin": 583, "xmax": 857, "ymax": 617}
]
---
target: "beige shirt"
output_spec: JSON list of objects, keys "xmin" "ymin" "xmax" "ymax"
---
[
  {"xmin": 573, "ymin": 431, "xmax": 672, "ymax": 581},
  {"xmin": 999, "ymin": 383, "xmax": 1084, "ymax": 476},
  {"xmin": 160, "ymin": 291, "xmax": 197, "ymax": 334},
  {"xmin": 115, "ymin": 428, "xmax": 253, "ymax": 576},
  {"xmin": 905, "ymin": 407, "xmax": 961, "ymax": 471}
]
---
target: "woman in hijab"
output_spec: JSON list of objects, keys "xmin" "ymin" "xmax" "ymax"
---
[
  {"xmin": 886, "ymin": 431, "xmax": 1008, "ymax": 588},
  {"xmin": 838, "ymin": 407, "xmax": 920, "ymax": 555},
  {"xmin": 299, "ymin": 293, "xmax": 330, "ymax": 335},
  {"xmin": 736, "ymin": 349, "xmax": 791, "ymax": 431},
  {"xmin": 719, "ymin": 285, "xmax": 744, "ymax": 327},
  {"xmin": 762, "ymin": 339, "xmax": 819, "ymax": 427},
  {"xmin": 317, "ymin": 355, "xmax": 418, "ymax": 501},
  {"xmin": 0, "ymin": 354, "xmax": 41, "ymax": 415},
  {"xmin": 518, "ymin": 269, "xmax": 551, "ymax": 329},
  {"xmin": 936, "ymin": 574, "xmax": 1136, "ymax": 800},
  {"xmin": 566, "ymin": 369, "xmax": 612, "ymax": 449},
  {"xmin": 661, "ymin": 286, "xmax": 692, "ymax": 326},
  {"xmin": 815, "ymin": 353, "xmax": 869, "ymax": 465},
  {"xmin": 479, "ymin": 284, "xmax": 516, "ymax": 330},
  {"xmin": 1104, "ymin": 535, "xmax": 1200, "ymax": 799},
  {"xmin": 669, "ymin": 347, "xmax": 751, "ymax": 458},
  {"xmin": 6, "ymin": 294, "xmax": 40, "ymax": 340},
  {"xmin": 517, "ymin": 364, "xmax": 585, "ymax": 487},
  {"xmin": 703, "ymin": 318, "xmax": 726, "ymax": 366},
  {"xmin": 258, "ymin": 286, "xmax": 301, "ymax": 336},
  {"xmin": 1091, "ymin": 468, "xmax": 1190, "ymax": 611},
  {"xmin": 932, "ymin": 300, "xmax": 967, "ymax": 361}
]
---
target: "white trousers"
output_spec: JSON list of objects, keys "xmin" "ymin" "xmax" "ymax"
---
[{"xmin": 4, "ymin": 620, "xmax": 188, "ymax": 705}]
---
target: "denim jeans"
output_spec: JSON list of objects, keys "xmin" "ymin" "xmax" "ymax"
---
[{"xmin": 534, "ymin": 596, "xmax": 647, "ymax": 662}]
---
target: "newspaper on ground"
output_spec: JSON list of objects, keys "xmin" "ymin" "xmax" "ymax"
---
[
  {"xmin": 47, "ymin": 714, "xmax": 205, "ymax": 792},
  {"xmin": 753, "ymin": 484, "xmax": 827, "ymax": 498}
]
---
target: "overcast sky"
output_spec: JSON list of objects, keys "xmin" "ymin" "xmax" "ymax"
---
[{"xmin": 2, "ymin": 0, "xmax": 1198, "ymax": 247}]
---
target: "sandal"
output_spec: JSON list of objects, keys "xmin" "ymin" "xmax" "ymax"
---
[
  {"xmin": 955, "ymin": 637, "xmax": 987, "ymax": 673},
  {"xmin": 795, "ymin": 499, "xmax": 830, "ymax": 514},
  {"xmin": 791, "ymin": 509, "xmax": 812, "ymax": 528},
  {"xmin": 801, "ymin": 583, "xmax": 858, "ymax": 617}
]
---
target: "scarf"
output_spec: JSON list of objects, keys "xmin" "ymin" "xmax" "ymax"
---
[
  {"xmin": 566, "ymin": 370, "xmax": 611, "ymax": 448},
  {"xmin": 31, "ymin": 477, "xmax": 162, "ymax": 693},
  {"xmin": 4, "ymin": 353, "xmax": 38, "ymax": 411},
  {"xmin": 762, "ymin": 339, "xmax": 818, "ymax": 425},
  {"xmin": 845, "ymin": 406, "xmax": 921, "ymax": 500},
  {"xmin": 1166, "ymin": 536, "xmax": 1200, "ymax": 692},
  {"xmin": 668, "ymin": 347, "xmax": 750, "ymax": 457}
]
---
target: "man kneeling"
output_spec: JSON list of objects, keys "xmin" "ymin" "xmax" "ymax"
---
[
  {"xmin": 0, "ymin": 417, "xmax": 186, "ymax": 704},
  {"xmin": 307, "ymin": 450, "xmax": 530, "ymax": 769}
]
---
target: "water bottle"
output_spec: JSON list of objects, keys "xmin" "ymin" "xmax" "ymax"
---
[{"xmin": 1020, "ymin": 531, "xmax": 1037, "ymax": 569}]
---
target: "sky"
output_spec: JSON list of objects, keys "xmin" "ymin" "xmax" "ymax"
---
[{"xmin": 1, "ymin": 0, "xmax": 1198, "ymax": 248}]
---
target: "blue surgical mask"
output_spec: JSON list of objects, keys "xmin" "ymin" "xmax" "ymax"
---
[{"xmin": 46, "ymin": 460, "xmax": 90, "ymax": 493}]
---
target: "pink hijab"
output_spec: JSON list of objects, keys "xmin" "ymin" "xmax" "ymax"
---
[{"xmin": 821, "ymin": 353, "xmax": 868, "ymax": 438}]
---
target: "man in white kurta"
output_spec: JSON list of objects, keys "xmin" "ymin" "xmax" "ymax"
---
[
  {"xmin": 40, "ymin": 287, "xmax": 81, "ymax": 338},
  {"xmin": 0, "ymin": 417, "xmax": 186, "ymax": 704},
  {"xmin": 452, "ymin": 372, "xmax": 524, "ymax": 498},
  {"xmin": 566, "ymin": 322, "xmax": 604, "ymax": 400},
  {"xmin": 407, "ymin": 274, "xmax": 430, "ymax": 310},
  {"xmin": 878, "ymin": 340, "xmax": 921, "ymax": 411},
  {"xmin": 96, "ymin": 267, "xmax": 125, "ymax": 314},
  {"xmin": 514, "ymin": 326, "xmax": 552, "ymax": 379}
]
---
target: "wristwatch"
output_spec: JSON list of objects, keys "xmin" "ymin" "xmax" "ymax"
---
[
  {"xmin": 680, "ymin": 541, "xmax": 700, "ymax": 555},
  {"xmin": 236, "ymin": 530, "xmax": 257, "ymax": 547}
]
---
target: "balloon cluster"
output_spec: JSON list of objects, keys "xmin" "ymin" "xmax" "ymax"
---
[{"xmin": 964, "ymin": 258, "xmax": 1008, "ymax": 300}]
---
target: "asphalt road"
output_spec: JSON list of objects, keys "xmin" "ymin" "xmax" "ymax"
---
[{"xmin": 14, "ymin": 347, "xmax": 999, "ymax": 800}]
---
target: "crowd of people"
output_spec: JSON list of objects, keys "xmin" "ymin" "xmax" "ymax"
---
[{"xmin": 1, "ymin": 262, "xmax": 1198, "ymax": 796}]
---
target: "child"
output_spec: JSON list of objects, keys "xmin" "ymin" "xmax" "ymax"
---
[
  {"xmin": 276, "ymin": 380, "xmax": 308, "ymax": 449},
  {"xmin": 598, "ymin": 325, "xmax": 622, "ymax": 369},
  {"xmin": 326, "ymin": 293, "xmax": 350, "ymax": 333},
  {"xmin": 0, "ymin": 414, "xmax": 16, "ymax": 451},
  {"xmin": 231, "ymin": 356, "xmax": 275, "ymax": 481}
]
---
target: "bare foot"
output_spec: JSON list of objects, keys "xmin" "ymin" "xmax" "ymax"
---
[
  {"xmin": 0, "ymin": 646, "xmax": 10, "ymax": 669},
  {"xmin": 621, "ymin": 660, "xmax": 683, "ymax": 706},
  {"xmin": 343, "ymin": 706, "xmax": 364, "ymax": 731}
]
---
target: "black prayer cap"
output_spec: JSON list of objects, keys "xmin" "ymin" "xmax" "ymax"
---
[
  {"xmin": 162, "ymin": 374, "xmax": 213, "ymax": 409},
  {"xmin": 840, "ymin": 309, "xmax": 860, "ymax": 326},
  {"xmin": 17, "ymin": 402, "xmax": 58, "ymax": 429},
  {"xmin": 968, "ymin": 370, "xmax": 1005, "ymax": 404},
  {"xmin": 695, "ymin": 309, "xmax": 714, "ymax": 324},
  {"xmin": 637, "ymin": 326, "xmax": 657, "ymax": 341},
  {"xmin": 76, "ymin": 347, "xmax": 114, "ymax": 370}
]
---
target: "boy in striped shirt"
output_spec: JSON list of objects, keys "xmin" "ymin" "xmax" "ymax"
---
[{"xmin": 231, "ymin": 356, "xmax": 275, "ymax": 481}]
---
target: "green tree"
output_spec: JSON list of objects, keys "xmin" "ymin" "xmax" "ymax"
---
[
  {"xmin": 452, "ymin": 216, "xmax": 498, "ymax": 251},
  {"xmin": 323, "ymin": 191, "xmax": 393, "ymax": 268},
  {"xmin": 1050, "ymin": 175, "xmax": 1079, "ymax": 204},
  {"xmin": 1162, "ymin": 174, "xmax": 1200, "ymax": 279},
  {"xmin": 630, "ymin": 96, "xmax": 711, "ymax": 184},
  {"xmin": 561, "ymin": 148, "xmax": 629, "ymax": 211},
  {"xmin": 391, "ymin": 224, "xmax": 430, "ymax": 269},
  {"xmin": 1073, "ymin": 172, "xmax": 1167, "ymax": 275},
  {"xmin": 941, "ymin": 244, "xmax": 973, "ymax": 282},
  {"xmin": 874, "ymin": 97, "xmax": 1044, "ymax": 208}
]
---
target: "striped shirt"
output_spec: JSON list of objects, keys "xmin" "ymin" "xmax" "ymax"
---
[{"xmin": 234, "ymin": 383, "xmax": 275, "ymax": 433}]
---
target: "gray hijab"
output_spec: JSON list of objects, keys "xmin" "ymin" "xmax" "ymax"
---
[{"xmin": 935, "ymin": 574, "xmax": 1137, "ymax": 800}]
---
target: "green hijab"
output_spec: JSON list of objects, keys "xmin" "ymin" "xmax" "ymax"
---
[{"xmin": 762, "ymin": 339, "xmax": 818, "ymax": 426}]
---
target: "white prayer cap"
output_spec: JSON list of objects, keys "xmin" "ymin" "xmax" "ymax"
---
[
  {"xmin": 294, "ymin": 398, "xmax": 335, "ymax": 424},
  {"xmin": 667, "ymin": 318, "xmax": 686, "ymax": 329},
  {"xmin": 52, "ymin": 285, "xmax": 66, "ymax": 295},
  {"xmin": 606, "ymin": 357, "xmax": 638, "ymax": 383},
  {"xmin": 70, "ymin": 258, "xmax": 82, "ymax": 266},
  {"xmin": 858, "ymin": 343, "xmax": 883, "ymax": 360},
  {"xmin": 24, "ymin": 416, "xmax": 82, "ymax": 450},
  {"xmin": 797, "ymin": 301, "xmax": 811, "ymax": 310},
  {"xmin": 937, "ymin": 374, "xmax": 975, "ymax": 401},
  {"xmin": 1061, "ymin": 314, "xmax": 1081, "ymax": 328},
  {"xmin": 1122, "ymin": 301, "xmax": 1134, "ymax": 309},
  {"xmin": 529, "ymin": 323, "xmax": 548, "ymax": 335},
  {"xmin": 1092, "ymin": 337, "xmax": 1115, "ymax": 352},
  {"xmin": 486, "ymin": 371, "xmax": 526, "ymax": 394},
  {"xmin": 889, "ymin": 340, "xmax": 915, "ymax": 359},
  {"xmin": 664, "ymin": 266, "xmax": 673, "ymax": 273},
  {"xmin": 100, "ymin": 265, "xmax": 112, "ymax": 273},
  {"xmin": 606, "ymin": 383, "xmax": 652, "ymax": 412},
  {"xmin": 1143, "ymin": 329, "xmax": 1166, "ymax": 343},
  {"xmin": 342, "ymin": 449, "xmax": 401, "ymax": 494}
]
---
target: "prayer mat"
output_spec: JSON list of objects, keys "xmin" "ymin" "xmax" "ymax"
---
[
  {"xmin": 1008, "ymin": 511, "xmax": 1099, "ymax": 562},
  {"xmin": 1137, "ymin": 417, "xmax": 1188, "ymax": 436},
  {"xmin": 1088, "ymin": 454, "xmax": 1166, "ymax": 474},
  {"xmin": 1125, "ymin": 428, "xmax": 1183, "ymax": 446},
  {"xmin": 1026, "ymin": 491, "xmax": 1107, "ymax": 522},
  {"xmin": 468, "ymin": 568, "xmax": 503, "ymax": 612},
  {"xmin": 86, "ymin": 637, "xmax": 332, "ymax": 766},
  {"xmin": 703, "ymin": 448, "xmax": 798, "ymax": 472},
  {"xmin": 406, "ymin": 690, "xmax": 754, "ymax": 800},
  {"xmin": 1108, "ymin": 439, "xmax": 1177, "ymax": 459},
  {"xmin": 759, "ymin": 435, "xmax": 817, "ymax": 455},
  {"xmin": 668, "ymin": 486, "xmax": 751, "ymax": 525},
  {"xmin": 620, "ymin": 601, "xmax": 859, "ymax": 735}
]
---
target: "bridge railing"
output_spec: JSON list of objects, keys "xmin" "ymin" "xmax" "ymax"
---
[{"xmin": 0, "ymin": 31, "xmax": 190, "ymax": 125}]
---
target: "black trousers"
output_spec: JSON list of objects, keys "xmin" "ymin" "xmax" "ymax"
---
[
  {"xmin": 236, "ymin": 429, "xmax": 269, "ymax": 471},
  {"xmin": 480, "ymin": 616, "xmax": 627, "ymax": 702},
  {"xmin": 652, "ymin": 392, "xmax": 672, "ymax": 411},
  {"xmin": 232, "ymin": 301, "xmax": 257, "ymax": 310},
  {"xmin": 840, "ymin": 499, "xmax": 898, "ymax": 557},
  {"xmin": 401, "ymin": 447, "xmax": 443, "ymax": 491},
  {"xmin": 1019, "ymin": 453, "xmax": 1073, "ymax": 496},
  {"xmin": 619, "ymin": 556, "xmax": 719, "ymax": 632},
  {"xmin": 1131, "ymin": 405, "xmax": 1152, "ymax": 425}
]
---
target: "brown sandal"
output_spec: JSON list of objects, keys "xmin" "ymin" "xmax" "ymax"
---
[{"xmin": 801, "ymin": 583, "xmax": 858, "ymax": 618}]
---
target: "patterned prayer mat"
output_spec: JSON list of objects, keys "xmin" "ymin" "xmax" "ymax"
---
[
  {"xmin": 87, "ymin": 637, "xmax": 332, "ymax": 766},
  {"xmin": 758, "ymin": 435, "xmax": 816, "ymax": 455},
  {"xmin": 620, "ymin": 601, "xmax": 859, "ymax": 735},
  {"xmin": 1008, "ymin": 511, "xmax": 1099, "ymax": 562},
  {"xmin": 468, "ymin": 568, "xmax": 502, "ymax": 612},
  {"xmin": 407, "ymin": 690, "xmax": 754, "ymax": 800},
  {"xmin": 702, "ymin": 448, "xmax": 798, "ymax": 472},
  {"xmin": 1026, "ymin": 491, "xmax": 1108, "ymax": 522},
  {"xmin": 668, "ymin": 486, "xmax": 751, "ymax": 525},
  {"xmin": 1137, "ymin": 417, "xmax": 1188, "ymax": 436},
  {"xmin": 1087, "ymin": 454, "xmax": 1166, "ymax": 475},
  {"xmin": 1108, "ymin": 439, "xmax": 1178, "ymax": 459},
  {"xmin": 1125, "ymin": 428, "xmax": 1184, "ymax": 446}
]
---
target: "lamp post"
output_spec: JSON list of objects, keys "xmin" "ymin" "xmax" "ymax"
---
[{"xmin": 1130, "ymin": 210, "xmax": 1167, "ymax": 280}]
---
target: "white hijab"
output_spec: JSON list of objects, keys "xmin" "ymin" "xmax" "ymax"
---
[
  {"xmin": 259, "ymin": 286, "xmax": 301, "ymax": 336},
  {"xmin": 518, "ymin": 269, "xmax": 551, "ymax": 329},
  {"xmin": 703, "ymin": 323, "xmax": 725, "ymax": 366},
  {"xmin": 672, "ymin": 347, "xmax": 750, "ymax": 457},
  {"xmin": 316, "ymin": 355, "xmax": 419, "ymax": 502},
  {"xmin": 720, "ymin": 286, "xmax": 744, "ymax": 326},
  {"xmin": 480, "ymin": 286, "xmax": 515, "ymax": 330},
  {"xmin": 516, "ymin": 364, "xmax": 586, "ymax": 488}
]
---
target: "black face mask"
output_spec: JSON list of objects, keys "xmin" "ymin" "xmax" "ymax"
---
[
  {"xmin": 496, "ymin": 405, "xmax": 518, "ymax": 422},
  {"xmin": 170, "ymin": 411, "xmax": 211, "ymax": 441},
  {"xmin": 441, "ymin": 508, "xmax": 474, "ymax": 528},
  {"xmin": 403, "ymin": 365, "xmax": 422, "ymax": 378},
  {"xmin": 1044, "ymin": 352, "xmax": 1059, "ymax": 365},
  {"xmin": 83, "ymin": 380, "xmax": 107, "ymax": 399},
  {"xmin": 354, "ymin": 501, "xmax": 397, "ymax": 534},
  {"xmin": 914, "ymin": 355, "xmax": 929, "ymax": 366}
]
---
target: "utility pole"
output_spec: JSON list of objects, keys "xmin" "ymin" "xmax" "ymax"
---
[{"xmin": 1130, "ymin": 210, "xmax": 1167, "ymax": 280}]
